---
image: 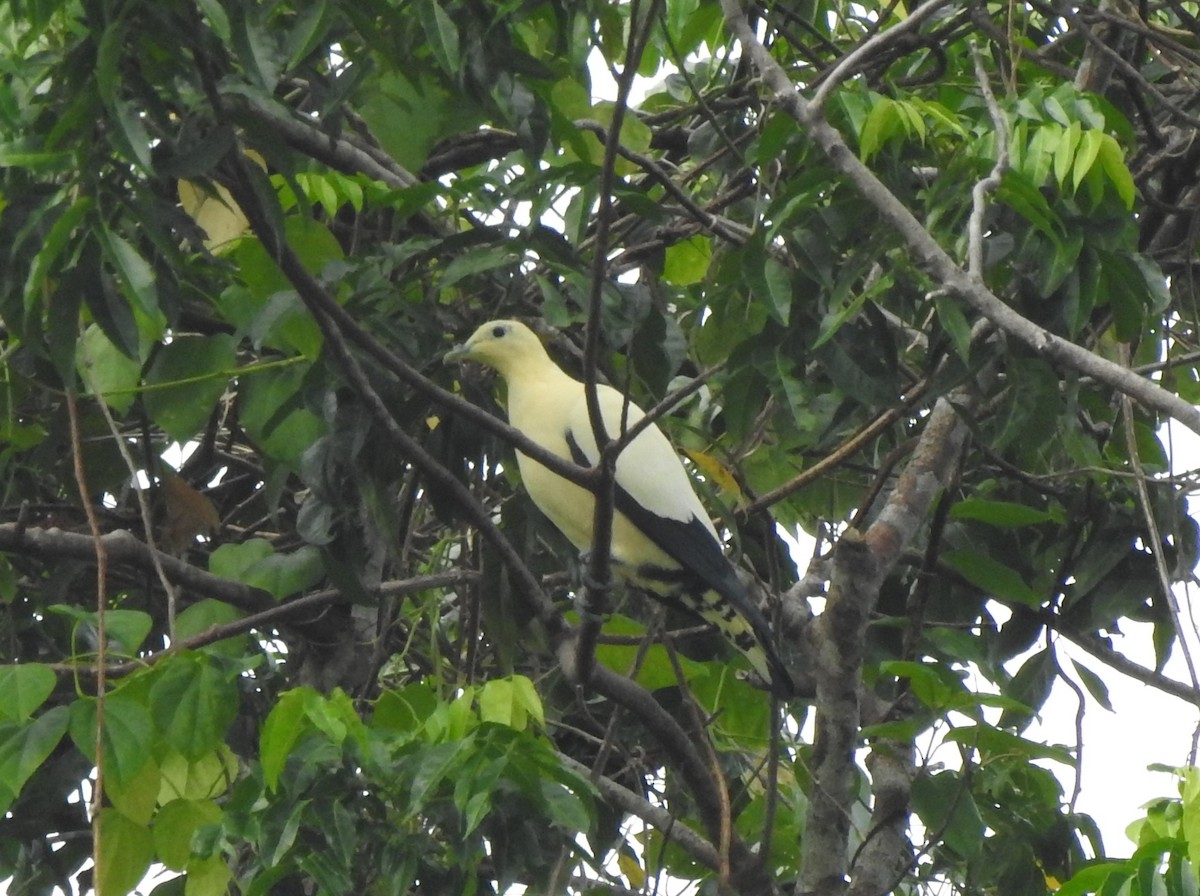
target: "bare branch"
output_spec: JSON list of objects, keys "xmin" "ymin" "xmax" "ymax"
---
[
  {"xmin": 968, "ymin": 42, "xmax": 1010, "ymax": 280},
  {"xmin": 556, "ymin": 753, "xmax": 723, "ymax": 870}
]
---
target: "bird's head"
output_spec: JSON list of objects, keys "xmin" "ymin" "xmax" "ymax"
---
[{"xmin": 444, "ymin": 319, "xmax": 548, "ymax": 379}]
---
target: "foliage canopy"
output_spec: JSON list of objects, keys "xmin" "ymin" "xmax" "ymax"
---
[{"xmin": 3, "ymin": 0, "xmax": 1200, "ymax": 894}]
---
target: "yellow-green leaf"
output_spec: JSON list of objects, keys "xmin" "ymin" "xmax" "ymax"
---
[{"xmin": 95, "ymin": 808, "xmax": 154, "ymax": 896}]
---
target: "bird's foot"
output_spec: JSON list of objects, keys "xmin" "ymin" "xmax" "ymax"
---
[{"xmin": 573, "ymin": 551, "xmax": 613, "ymax": 621}]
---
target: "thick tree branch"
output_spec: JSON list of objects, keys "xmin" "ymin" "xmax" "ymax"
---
[{"xmin": 798, "ymin": 394, "xmax": 975, "ymax": 893}]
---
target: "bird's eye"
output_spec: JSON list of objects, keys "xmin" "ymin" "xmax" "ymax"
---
[{"xmin": 492, "ymin": 325, "xmax": 507, "ymax": 338}]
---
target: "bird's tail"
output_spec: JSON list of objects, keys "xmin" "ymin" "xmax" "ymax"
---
[{"xmin": 691, "ymin": 589, "xmax": 795, "ymax": 697}]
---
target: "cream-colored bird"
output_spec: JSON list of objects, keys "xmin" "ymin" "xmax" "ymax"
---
[{"xmin": 445, "ymin": 319, "xmax": 793, "ymax": 695}]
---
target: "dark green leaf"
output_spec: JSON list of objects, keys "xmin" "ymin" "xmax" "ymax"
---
[
  {"xmin": 143, "ymin": 334, "xmax": 238, "ymax": 442},
  {"xmin": 943, "ymin": 549, "xmax": 1043, "ymax": 608},
  {"xmin": 68, "ymin": 694, "xmax": 154, "ymax": 785},
  {"xmin": 150, "ymin": 653, "xmax": 239, "ymax": 760},
  {"xmin": 912, "ymin": 771, "xmax": 984, "ymax": 858},
  {"xmin": 0, "ymin": 707, "xmax": 70, "ymax": 806},
  {"xmin": 950, "ymin": 499, "xmax": 1056, "ymax": 528},
  {"xmin": 1071, "ymin": 660, "xmax": 1114, "ymax": 712}
]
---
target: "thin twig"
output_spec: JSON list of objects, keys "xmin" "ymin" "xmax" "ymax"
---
[
  {"xmin": 576, "ymin": 0, "xmax": 660, "ymax": 687},
  {"xmin": 968, "ymin": 41, "xmax": 1010, "ymax": 280},
  {"xmin": 65, "ymin": 390, "xmax": 107, "ymax": 849},
  {"xmin": 1119, "ymin": 352, "xmax": 1200, "ymax": 692},
  {"xmin": 86, "ymin": 390, "xmax": 181, "ymax": 639},
  {"xmin": 810, "ymin": 0, "xmax": 956, "ymax": 111},
  {"xmin": 739, "ymin": 377, "xmax": 929, "ymax": 518}
]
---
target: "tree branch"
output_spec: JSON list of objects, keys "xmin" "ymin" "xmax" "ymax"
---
[
  {"xmin": 556, "ymin": 753, "xmax": 723, "ymax": 870},
  {"xmin": 573, "ymin": 650, "xmax": 774, "ymax": 894},
  {"xmin": 720, "ymin": 0, "xmax": 1200, "ymax": 438},
  {"xmin": 0, "ymin": 523, "xmax": 275, "ymax": 614}
]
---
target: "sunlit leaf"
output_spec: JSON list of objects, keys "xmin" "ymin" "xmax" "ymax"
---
[{"xmin": 95, "ymin": 808, "xmax": 154, "ymax": 896}]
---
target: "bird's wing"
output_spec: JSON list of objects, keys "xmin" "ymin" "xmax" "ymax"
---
[
  {"xmin": 564, "ymin": 384, "xmax": 794, "ymax": 695},
  {"xmin": 563, "ymin": 386, "xmax": 737, "ymax": 592}
]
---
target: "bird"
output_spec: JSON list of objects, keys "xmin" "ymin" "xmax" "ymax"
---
[{"xmin": 444, "ymin": 319, "xmax": 793, "ymax": 696}]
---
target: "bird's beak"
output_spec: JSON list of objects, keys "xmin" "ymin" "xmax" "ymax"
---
[{"xmin": 443, "ymin": 342, "xmax": 471, "ymax": 364}]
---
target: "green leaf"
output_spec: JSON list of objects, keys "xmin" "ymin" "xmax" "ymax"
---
[
  {"xmin": 1095, "ymin": 133, "xmax": 1135, "ymax": 208},
  {"xmin": 662, "ymin": 236, "xmax": 712, "ymax": 286},
  {"xmin": 195, "ymin": 0, "xmax": 230, "ymax": 41},
  {"xmin": 950, "ymin": 498, "xmax": 1056, "ymax": 527},
  {"xmin": 210, "ymin": 538, "xmax": 274, "ymax": 581},
  {"xmin": 880, "ymin": 660, "xmax": 966, "ymax": 711},
  {"xmin": 912, "ymin": 771, "xmax": 984, "ymax": 858},
  {"xmin": 24, "ymin": 195, "xmax": 94, "ymax": 317},
  {"xmin": 107, "ymin": 755, "xmax": 160, "ymax": 825},
  {"xmin": 174, "ymin": 599, "xmax": 247, "ymax": 658},
  {"xmin": 210, "ymin": 539, "xmax": 321, "ymax": 600},
  {"xmin": 1053, "ymin": 120, "xmax": 1082, "ymax": 189},
  {"xmin": 113, "ymin": 99, "xmax": 154, "ymax": 170},
  {"xmin": 95, "ymin": 808, "xmax": 154, "ymax": 896},
  {"xmin": 1072, "ymin": 128, "xmax": 1104, "ymax": 192},
  {"xmin": 284, "ymin": 0, "xmax": 333, "ymax": 69},
  {"xmin": 1071, "ymin": 659, "xmax": 1114, "ymax": 712},
  {"xmin": 0, "ymin": 706, "xmax": 70, "ymax": 807},
  {"xmin": 260, "ymin": 688, "xmax": 312, "ymax": 792},
  {"xmin": 186, "ymin": 853, "xmax": 234, "ymax": 896},
  {"xmin": 479, "ymin": 678, "xmax": 519, "ymax": 728},
  {"xmin": 0, "ymin": 664, "xmax": 57, "ymax": 723},
  {"xmin": 942, "ymin": 548, "xmax": 1043, "ymax": 607},
  {"xmin": 998, "ymin": 171, "xmax": 1063, "ymax": 238},
  {"xmin": 154, "ymin": 798, "xmax": 223, "ymax": 871},
  {"xmin": 373, "ymin": 683, "xmax": 439, "ymax": 736},
  {"xmin": 539, "ymin": 776, "xmax": 593, "ymax": 833},
  {"xmin": 237, "ymin": 366, "xmax": 326, "ymax": 467},
  {"xmin": 228, "ymin": 545, "xmax": 323, "ymax": 600},
  {"xmin": 1022, "ymin": 124, "xmax": 1059, "ymax": 187},
  {"xmin": 47, "ymin": 605, "xmax": 154, "ymax": 655},
  {"xmin": 1182, "ymin": 767, "xmax": 1200, "ymax": 865},
  {"xmin": 357, "ymin": 71, "xmax": 447, "ymax": 171},
  {"xmin": 510, "ymin": 674, "xmax": 545, "ymax": 730},
  {"xmin": 143, "ymin": 334, "xmax": 238, "ymax": 442},
  {"xmin": 0, "ymin": 140, "xmax": 73, "ymax": 171},
  {"xmin": 418, "ymin": 0, "xmax": 461, "ymax": 76},
  {"xmin": 77, "ymin": 324, "xmax": 142, "ymax": 413},
  {"xmin": 440, "ymin": 247, "xmax": 520, "ymax": 288},
  {"xmin": 479, "ymin": 676, "xmax": 543, "ymax": 730},
  {"xmin": 100, "ymin": 229, "xmax": 163, "ymax": 334},
  {"xmin": 758, "ymin": 255, "xmax": 794, "ymax": 327},
  {"xmin": 944, "ymin": 724, "xmax": 1074, "ymax": 765},
  {"xmin": 859, "ymin": 97, "xmax": 900, "ymax": 161},
  {"xmin": 68, "ymin": 694, "xmax": 154, "ymax": 785},
  {"xmin": 150, "ymin": 653, "xmax": 239, "ymax": 760},
  {"xmin": 999, "ymin": 648, "xmax": 1056, "ymax": 729},
  {"xmin": 1039, "ymin": 231, "xmax": 1083, "ymax": 298},
  {"xmin": 934, "ymin": 295, "xmax": 972, "ymax": 361},
  {"xmin": 158, "ymin": 746, "xmax": 238, "ymax": 802}
]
